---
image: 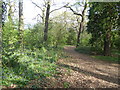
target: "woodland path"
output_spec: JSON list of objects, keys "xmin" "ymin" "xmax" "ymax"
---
[
  {"xmin": 26, "ymin": 46, "xmax": 119, "ymax": 88},
  {"xmin": 55, "ymin": 46, "xmax": 119, "ymax": 88}
]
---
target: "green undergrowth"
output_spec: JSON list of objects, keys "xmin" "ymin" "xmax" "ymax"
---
[
  {"xmin": 2, "ymin": 47, "xmax": 62, "ymax": 88},
  {"xmin": 111, "ymin": 49, "xmax": 120, "ymax": 56},
  {"xmin": 75, "ymin": 46, "xmax": 119, "ymax": 63},
  {"xmin": 92, "ymin": 55, "xmax": 119, "ymax": 63}
]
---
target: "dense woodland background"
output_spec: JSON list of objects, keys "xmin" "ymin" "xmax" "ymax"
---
[{"xmin": 0, "ymin": 0, "xmax": 120, "ymax": 88}]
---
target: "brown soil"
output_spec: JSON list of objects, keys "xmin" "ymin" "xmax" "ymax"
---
[{"xmin": 25, "ymin": 46, "xmax": 119, "ymax": 88}]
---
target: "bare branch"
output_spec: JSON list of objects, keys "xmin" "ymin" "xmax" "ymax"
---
[
  {"xmin": 64, "ymin": 5, "xmax": 83, "ymax": 17},
  {"xmin": 82, "ymin": 2, "xmax": 87, "ymax": 15},
  {"xmin": 32, "ymin": 1, "xmax": 43, "ymax": 11},
  {"xmin": 50, "ymin": 4, "xmax": 68, "ymax": 13},
  {"xmin": 37, "ymin": 14, "xmax": 43, "ymax": 19},
  {"xmin": 32, "ymin": 14, "xmax": 43, "ymax": 22},
  {"xmin": 77, "ymin": 2, "xmax": 84, "ymax": 7},
  {"xmin": 50, "ymin": 6, "xmax": 63, "ymax": 13},
  {"xmin": 77, "ymin": 17, "xmax": 80, "ymax": 23},
  {"xmin": 43, "ymin": 0, "xmax": 47, "ymax": 7}
]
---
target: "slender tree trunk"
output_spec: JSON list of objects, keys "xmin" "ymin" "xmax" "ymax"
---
[
  {"xmin": 76, "ymin": 17, "xmax": 84, "ymax": 47},
  {"xmin": 104, "ymin": 29, "xmax": 111, "ymax": 56},
  {"xmin": 76, "ymin": 23, "xmax": 82, "ymax": 47},
  {"xmin": 0, "ymin": 1, "xmax": 2, "ymax": 62},
  {"xmin": 76, "ymin": 3, "xmax": 87, "ymax": 47},
  {"xmin": 19, "ymin": 0, "xmax": 24, "ymax": 50},
  {"xmin": 44, "ymin": 2, "xmax": 50, "ymax": 42}
]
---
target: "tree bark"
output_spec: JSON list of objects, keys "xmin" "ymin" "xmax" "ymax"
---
[
  {"xmin": 44, "ymin": 2, "xmax": 50, "ymax": 42},
  {"xmin": 76, "ymin": 16, "xmax": 84, "ymax": 47},
  {"xmin": 19, "ymin": 0, "xmax": 24, "ymax": 50},
  {"xmin": 32, "ymin": 1, "xmax": 66, "ymax": 43},
  {"xmin": 104, "ymin": 29, "xmax": 111, "ymax": 56},
  {"xmin": 0, "ymin": 1, "xmax": 2, "ymax": 62}
]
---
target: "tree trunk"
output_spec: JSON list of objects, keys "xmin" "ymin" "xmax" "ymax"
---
[
  {"xmin": 44, "ymin": 2, "xmax": 50, "ymax": 42},
  {"xmin": 76, "ymin": 16, "xmax": 84, "ymax": 47},
  {"xmin": 104, "ymin": 30, "xmax": 111, "ymax": 56},
  {"xmin": 19, "ymin": 0, "xmax": 24, "ymax": 50},
  {"xmin": 0, "ymin": 1, "xmax": 2, "ymax": 61},
  {"xmin": 76, "ymin": 23, "xmax": 82, "ymax": 47},
  {"xmin": 76, "ymin": 3, "xmax": 87, "ymax": 47}
]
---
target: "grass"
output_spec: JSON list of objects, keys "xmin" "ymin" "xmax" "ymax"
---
[
  {"xmin": 75, "ymin": 46, "xmax": 119, "ymax": 63},
  {"xmin": 111, "ymin": 49, "xmax": 120, "ymax": 56},
  {"xmin": 92, "ymin": 55, "xmax": 119, "ymax": 63}
]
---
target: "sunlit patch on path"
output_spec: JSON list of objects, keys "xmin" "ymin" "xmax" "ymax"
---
[{"xmin": 56, "ymin": 46, "xmax": 119, "ymax": 88}]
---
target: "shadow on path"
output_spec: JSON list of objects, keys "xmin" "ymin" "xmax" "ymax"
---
[{"xmin": 57, "ymin": 63, "xmax": 119, "ymax": 85}]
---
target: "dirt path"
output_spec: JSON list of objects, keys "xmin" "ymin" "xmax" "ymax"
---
[
  {"xmin": 26, "ymin": 46, "xmax": 119, "ymax": 88},
  {"xmin": 56, "ymin": 46, "xmax": 120, "ymax": 88}
]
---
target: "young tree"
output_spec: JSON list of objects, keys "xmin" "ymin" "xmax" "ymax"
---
[
  {"xmin": 0, "ymin": 1, "xmax": 2, "ymax": 61},
  {"xmin": 19, "ymin": 0, "xmax": 24, "ymax": 50},
  {"xmin": 44, "ymin": 0, "xmax": 50, "ymax": 41},
  {"xmin": 65, "ymin": 2, "xmax": 87, "ymax": 47},
  {"xmin": 0, "ymin": 1, "xmax": 7, "ymax": 55},
  {"xmin": 32, "ymin": 0, "xmax": 67, "ymax": 42}
]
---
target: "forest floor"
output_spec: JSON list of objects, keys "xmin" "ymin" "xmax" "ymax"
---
[{"xmin": 26, "ymin": 46, "xmax": 119, "ymax": 88}]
